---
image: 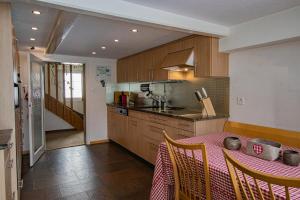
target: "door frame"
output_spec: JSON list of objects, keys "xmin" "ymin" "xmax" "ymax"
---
[{"xmin": 43, "ymin": 62, "xmax": 87, "ymax": 147}]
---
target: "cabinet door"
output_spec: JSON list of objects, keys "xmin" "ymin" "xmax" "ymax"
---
[
  {"xmin": 114, "ymin": 114, "xmax": 128, "ymax": 146},
  {"xmin": 194, "ymin": 36, "xmax": 211, "ymax": 77},
  {"xmin": 107, "ymin": 109, "xmax": 114, "ymax": 140},
  {"xmin": 152, "ymin": 68, "xmax": 169, "ymax": 81},
  {"xmin": 117, "ymin": 59, "xmax": 128, "ymax": 83},
  {"xmin": 164, "ymin": 126, "xmax": 189, "ymax": 140},
  {"xmin": 141, "ymin": 122, "xmax": 165, "ymax": 164},
  {"xmin": 140, "ymin": 52, "xmax": 152, "ymax": 82},
  {"xmin": 128, "ymin": 117, "xmax": 141, "ymax": 155},
  {"xmin": 5, "ymin": 152, "xmax": 12, "ymax": 200},
  {"xmin": 143, "ymin": 136, "xmax": 160, "ymax": 164},
  {"xmin": 108, "ymin": 112, "xmax": 118, "ymax": 141}
]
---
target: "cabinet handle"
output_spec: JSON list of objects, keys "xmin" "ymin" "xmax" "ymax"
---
[
  {"xmin": 8, "ymin": 142, "xmax": 13, "ymax": 149},
  {"xmin": 130, "ymin": 121, "xmax": 138, "ymax": 126},
  {"xmin": 11, "ymin": 192, "xmax": 15, "ymax": 200},
  {"xmin": 7, "ymin": 159, "xmax": 13, "ymax": 169},
  {"xmin": 149, "ymin": 126, "xmax": 164, "ymax": 133},
  {"xmin": 177, "ymin": 133, "xmax": 188, "ymax": 138},
  {"xmin": 178, "ymin": 123, "xmax": 191, "ymax": 127},
  {"xmin": 150, "ymin": 143, "xmax": 158, "ymax": 150},
  {"xmin": 152, "ymin": 70, "xmax": 154, "ymax": 80}
]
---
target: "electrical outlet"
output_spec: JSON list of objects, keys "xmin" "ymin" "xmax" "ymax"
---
[{"xmin": 237, "ymin": 96, "xmax": 245, "ymax": 105}]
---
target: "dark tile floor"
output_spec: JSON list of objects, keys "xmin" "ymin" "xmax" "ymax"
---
[{"xmin": 21, "ymin": 143, "xmax": 154, "ymax": 200}]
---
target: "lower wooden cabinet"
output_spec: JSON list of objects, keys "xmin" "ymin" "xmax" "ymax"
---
[
  {"xmin": 0, "ymin": 147, "xmax": 13, "ymax": 200},
  {"xmin": 108, "ymin": 111, "xmax": 128, "ymax": 147},
  {"xmin": 107, "ymin": 106, "xmax": 227, "ymax": 165},
  {"xmin": 127, "ymin": 117, "xmax": 142, "ymax": 155}
]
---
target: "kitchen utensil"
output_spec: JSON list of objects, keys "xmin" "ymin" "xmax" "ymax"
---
[
  {"xmin": 194, "ymin": 89, "xmax": 216, "ymax": 117},
  {"xmin": 140, "ymin": 84, "xmax": 150, "ymax": 92},
  {"xmin": 283, "ymin": 150, "xmax": 300, "ymax": 166},
  {"xmin": 223, "ymin": 137, "xmax": 241, "ymax": 150},
  {"xmin": 201, "ymin": 87, "xmax": 208, "ymax": 98},
  {"xmin": 246, "ymin": 139, "xmax": 281, "ymax": 161},
  {"xmin": 194, "ymin": 90, "xmax": 203, "ymax": 101}
]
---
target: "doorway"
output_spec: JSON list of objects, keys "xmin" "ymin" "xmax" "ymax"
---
[{"xmin": 44, "ymin": 62, "xmax": 86, "ymax": 150}]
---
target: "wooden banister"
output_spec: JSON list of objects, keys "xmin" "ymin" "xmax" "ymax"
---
[{"xmin": 45, "ymin": 93, "xmax": 83, "ymax": 130}]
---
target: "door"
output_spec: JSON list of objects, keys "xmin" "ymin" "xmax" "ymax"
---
[{"xmin": 28, "ymin": 55, "xmax": 45, "ymax": 166}]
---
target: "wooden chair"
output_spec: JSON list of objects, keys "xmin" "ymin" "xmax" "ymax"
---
[
  {"xmin": 223, "ymin": 149, "xmax": 300, "ymax": 200},
  {"xmin": 163, "ymin": 131, "xmax": 212, "ymax": 200}
]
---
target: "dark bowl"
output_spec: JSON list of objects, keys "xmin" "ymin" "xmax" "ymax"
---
[
  {"xmin": 223, "ymin": 137, "xmax": 241, "ymax": 150},
  {"xmin": 283, "ymin": 150, "xmax": 300, "ymax": 166}
]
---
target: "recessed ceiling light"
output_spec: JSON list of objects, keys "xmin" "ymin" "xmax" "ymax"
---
[
  {"xmin": 30, "ymin": 38, "xmax": 36, "ymax": 41},
  {"xmin": 114, "ymin": 39, "xmax": 119, "ymax": 43},
  {"xmin": 131, "ymin": 29, "xmax": 138, "ymax": 33},
  {"xmin": 32, "ymin": 10, "xmax": 41, "ymax": 15},
  {"xmin": 92, "ymin": 52, "xmax": 96, "ymax": 55},
  {"xmin": 32, "ymin": 27, "xmax": 38, "ymax": 31},
  {"xmin": 101, "ymin": 46, "xmax": 106, "ymax": 50}
]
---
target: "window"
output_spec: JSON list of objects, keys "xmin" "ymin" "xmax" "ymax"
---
[{"xmin": 64, "ymin": 72, "xmax": 82, "ymax": 98}]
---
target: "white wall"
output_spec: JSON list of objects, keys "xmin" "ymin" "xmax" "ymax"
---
[
  {"xmin": 220, "ymin": 6, "xmax": 300, "ymax": 52},
  {"xmin": 33, "ymin": 53, "xmax": 117, "ymax": 143},
  {"xmin": 19, "ymin": 52, "xmax": 30, "ymax": 152},
  {"xmin": 44, "ymin": 109, "xmax": 74, "ymax": 131},
  {"xmin": 229, "ymin": 40, "xmax": 300, "ymax": 131}
]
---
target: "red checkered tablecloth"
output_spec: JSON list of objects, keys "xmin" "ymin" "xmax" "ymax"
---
[{"xmin": 150, "ymin": 132, "xmax": 300, "ymax": 200}]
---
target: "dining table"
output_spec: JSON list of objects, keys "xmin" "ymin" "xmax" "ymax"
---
[{"xmin": 150, "ymin": 132, "xmax": 300, "ymax": 200}]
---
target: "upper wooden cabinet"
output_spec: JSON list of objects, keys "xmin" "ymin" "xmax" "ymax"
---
[{"xmin": 116, "ymin": 35, "xmax": 228, "ymax": 83}]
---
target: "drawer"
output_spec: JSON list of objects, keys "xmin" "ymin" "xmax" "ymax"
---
[
  {"xmin": 144, "ymin": 136, "xmax": 160, "ymax": 164},
  {"xmin": 164, "ymin": 126, "xmax": 194, "ymax": 139},
  {"xmin": 176, "ymin": 119, "xmax": 195, "ymax": 132},
  {"xmin": 107, "ymin": 106, "xmax": 115, "ymax": 113},
  {"xmin": 128, "ymin": 110, "xmax": 143, "ymax": 119},
  {"xmin": 177, "ymin": 129, "xmax": 194, "ymax": 138},
  {"xmin": 143, "ymin": 122, "xmax": 165, "ymax": 142},
  {"xmin": 145, "ymin": 113, "xmax": 176, "ymax": 126}
]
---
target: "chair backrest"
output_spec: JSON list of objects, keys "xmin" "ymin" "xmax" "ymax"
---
[
  {"xmin": 223, "ymin": 149, "xmax": 300, "ymax": 200},
  {"xmin": 164, "ymin": 131, "xmax": 211, "ymax": 200}
]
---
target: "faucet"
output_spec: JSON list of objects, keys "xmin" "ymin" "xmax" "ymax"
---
[{"xmin": 151, "ymin": 95, "xmax": 167, "ymax": 109}]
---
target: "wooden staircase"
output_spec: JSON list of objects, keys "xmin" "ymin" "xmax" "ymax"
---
[
  {"xmin": 44, "ymin": 62, "xmax": 85, "ymax": 131},
  {"xmin": 45, "ymin": 94, "xmax": 84, "ymax": 131}
]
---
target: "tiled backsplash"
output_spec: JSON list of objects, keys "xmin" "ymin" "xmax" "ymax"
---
[{"xmin": 106, "ymin": 77, "xmax": 229, "ymax": 115}]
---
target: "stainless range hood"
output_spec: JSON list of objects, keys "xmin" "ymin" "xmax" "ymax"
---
[{"xmin": 161, "ymin": 48, "xmax": 194, "ymax": 71}]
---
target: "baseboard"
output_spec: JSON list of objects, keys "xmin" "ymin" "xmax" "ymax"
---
[
  {"xmin": 89, "ymin": 139, "xmax": 110, "ymax": 145},
  {"xmin": 46, "ymin": 128, "xmax": 77, "ymax": 133},
  {"xmin": 224, "ymin": 121, "xmax": 300, "ymax": 148}
]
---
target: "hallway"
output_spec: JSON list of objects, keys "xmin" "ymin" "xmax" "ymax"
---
[
  {"xmin": 21, "ymin": 143, "xmax": 154, "ymax": 200},
  {"xmin": 46, "ymin": 130, "xmax": 85, "ymax": 150}
]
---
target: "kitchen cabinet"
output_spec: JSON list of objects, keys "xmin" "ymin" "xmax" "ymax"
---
[
  {"xmin": 127, "ymin": 116, "xmax": 142, "ymax": 155},
  {"xmin": 107, "ymin": 108, "xmax": 128, "ymax": 147},
  {"xmin": 116, "ymin": 59, "xmax": 128, "ymax": 83},
  {"xmin": 116, "ymin": 35, "xmax": 228, "ymax": 83},
  {"xmin": 107, "ymin": 106, "xmax": 227, "ymax": 165},
  {"xmin": 0, "ymin": 145, "xmax": 13, "ymax": 200},
  {"xmin": 193, "ymin": 36, "xmax": 229, "ymax": 77}
]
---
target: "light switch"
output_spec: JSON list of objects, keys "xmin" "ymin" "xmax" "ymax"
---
[{"xmin": 237, "ymin": 96, "xmax": 245, "ymax": 105}]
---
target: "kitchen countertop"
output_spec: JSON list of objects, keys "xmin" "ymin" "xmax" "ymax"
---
[
  {"xmin": 0, "ymin": 129, "xmax": 13, "ymax": 150},
  {"xmin": 107, "ymin": 104, "xmax": 228, "ymax": 122}
]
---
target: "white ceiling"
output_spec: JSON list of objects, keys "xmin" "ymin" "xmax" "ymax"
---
[
  {"xmin": 123, "ymin": 0, "xmax": 300, "ymax": 26},
  {"xmin": 11, "ymin": 2, "xmax": 59, "ymax": 51},
  {"xmin": 55, "ymin": 15, "xmax": 189, "ymax": 59},
  {"xmin": 11, "ymin": 2, "xmax": 189, "ymax": 58}
]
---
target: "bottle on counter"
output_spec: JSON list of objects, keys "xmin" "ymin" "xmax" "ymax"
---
[{"xmin": 121, "ymin": 92, "xmax": 127, "ymax": 107}]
